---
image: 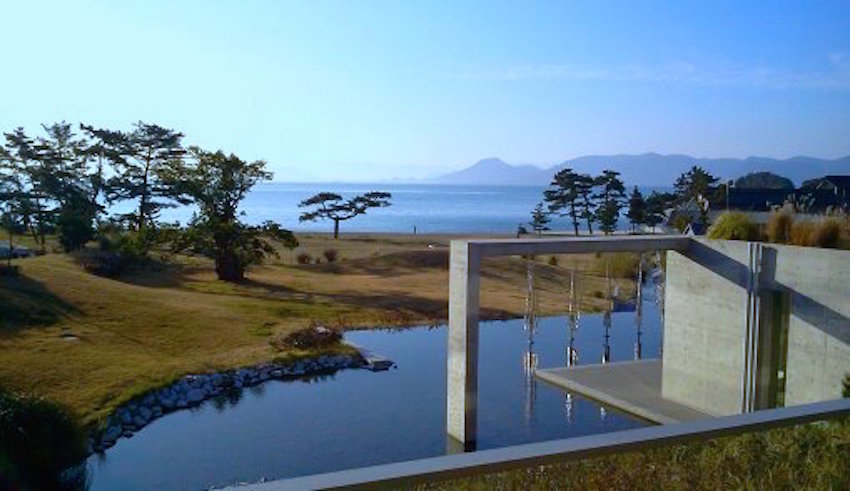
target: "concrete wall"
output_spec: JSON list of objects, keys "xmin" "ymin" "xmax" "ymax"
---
[
  {"xmin": 762, "ymin": 244, "xmax": 850, "ymax": 405},
  {"xmin": 662, "ymin": 240, "xmax": 751, "ymax": 416},
  {"xmin": 662, "ymin": 239, "xmax": 850, "ymax": 416}
]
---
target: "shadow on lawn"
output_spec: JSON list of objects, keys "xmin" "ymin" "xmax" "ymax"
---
[
  {"xmin": 0, "ymin": 274, "xmax": 81, "ymax": 332},
  {"xmin": 245, "ymin": 277, "xmax": 516, "ymax": 325}
]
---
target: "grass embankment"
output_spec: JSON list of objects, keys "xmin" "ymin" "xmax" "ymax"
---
[
  {"xmin": 0, "ymin": 233, "xmax": 640, "ymax": 426},
  {"xmin": 423, "ymin": 418, "xmax": 850, "ymax": 490}
]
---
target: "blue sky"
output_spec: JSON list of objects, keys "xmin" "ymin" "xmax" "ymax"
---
[{"xmin": 2, "ymin": 0, "xmax": 849, "ymax": 181}]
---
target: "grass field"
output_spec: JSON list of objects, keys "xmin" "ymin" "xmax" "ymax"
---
[
  {"xmin": 0, "ymin": 233, "xmax": 641, "ymax": 426},
  {"xmin": 422, "ymin": 418, "xmax": 850, "ymax": 490}
]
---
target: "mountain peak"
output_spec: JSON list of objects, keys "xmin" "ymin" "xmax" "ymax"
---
[
  {"xmin": 471, "ymin": 157, "xmax": 509, "ymax": 168},
  {"xmin": 433, "ymin": 153, "xmax": 850, "ymax": 187}
]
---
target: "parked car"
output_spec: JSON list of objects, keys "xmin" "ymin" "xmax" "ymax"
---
[{"xmin": 0, "ymin": 240, "xmax": 33, "ymax": 259}]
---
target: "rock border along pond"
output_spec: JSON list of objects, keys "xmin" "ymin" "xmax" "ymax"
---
[{"xmin": 89, "ymin": 353, "xmax": 367, "ymax": 455}]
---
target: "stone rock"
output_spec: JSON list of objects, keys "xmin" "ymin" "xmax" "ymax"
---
[
  {"xmin": 186, "ymin": 389, "xmax": 205, "ymax": 403},
  {"xmin": 176, "ymin": 399, "xmax": 188, "ymax": 409},
  {"xmin": 138, "ymin": 406, "xmax": 152, "ymax": 421},
  {"xmin": 103, "ymin": 425, "xmax": 121, "ymax": 443}
]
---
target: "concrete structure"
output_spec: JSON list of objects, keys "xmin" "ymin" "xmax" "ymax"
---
[
  {"xmin": 536, "ymin": 360, "xmax": 709, "ymax": 424},
  {"xmin": 448, "ymin": 236, "xmax": 850, "ymax": 445},
  {"xmin": 663, "ymin": 239, "xmax": 850, "ymax": 415},
  {"xmin": 447, "ymin": 235, "xmax": 691, "ymax": 446}
]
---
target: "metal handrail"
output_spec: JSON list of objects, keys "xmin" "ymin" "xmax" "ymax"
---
[{"xmin": 240, "ymin": 397, "xmax": 850, "ymax": 490}]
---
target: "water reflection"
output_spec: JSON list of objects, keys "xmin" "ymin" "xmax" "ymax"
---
[
  {"xmin": 635, "ymin": 254, "xmax": 644, "ymax": 361},
  {"xmin": 523, "ymin": 259, "xmax": 538, "ymax": 425}
]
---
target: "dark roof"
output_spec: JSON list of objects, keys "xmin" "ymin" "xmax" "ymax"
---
[
  {"xmin": 719, "ymin": 189, "xmax": 791, "ymax": 211},
  {"xmin": 821, "ymin": 176, "xmax": 850, "ymax": 190},
  {"xmin": 714, "ymin": 187, "xmax": 848, "ymax": 212}
]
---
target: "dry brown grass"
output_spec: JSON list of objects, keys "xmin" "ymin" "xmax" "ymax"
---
[
  {"xmin": 765, "ymin": 210, "xmax": 794, "ymax": 244},
  {"xmin": 0, "ymin": 233, "xmax": 638, "ymax": 426},
  {"xmin": 787, "ymin": 217, "xmax": 847, "ymax": 248}
]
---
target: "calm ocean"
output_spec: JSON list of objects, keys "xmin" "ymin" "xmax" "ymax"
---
[{"xmin": 125, "ymin": 182, "xmax": 662, "ymax": 235}]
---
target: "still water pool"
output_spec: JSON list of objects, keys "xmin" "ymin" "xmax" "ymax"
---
[{"xmin": 86, "ymin": 281, "xmax": 663, "ymax": 490}]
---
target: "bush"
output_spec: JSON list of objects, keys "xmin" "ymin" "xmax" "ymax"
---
[
  {"xmin": 0, "ymin": 388, "xmax": 86, "ymax": 490},
  {"xmin": 271, "ymin": 325, "xmax": 342, "ymax": 351},
  {"xmin": 548, "ymin": 256, "xmax": 558, "ymax": 266},
  {"xmin": 314, "ymin": 257, "xmax": 322, "ymax": 264},
  {"xmin": 810, "ymin": 218, "xmax": 842, "ymax": 248},
  {"xmin": 766, "ymin": 211, "xmax": 794, "ymax": 244},
  {"xmin": 75, "ymin": 249, "xmax": 128, "ymax": 277},
  {"xmin": 323, "ymin": 248, "xmax": 338, "ymax": 263},
  {"xmin": 707, "ymin": 212, "xmax": 760, "ymax": 241},
  {"xmin": 296, "ymin": 252, "xmax": 312, "ymax": 264},
  {"xmin": 790, "ymin": 221, "xmax": 815, "ymax": 246},
  {"xmin": 56, "ymin": 212, "xmax": 95, "ymax": 252}
]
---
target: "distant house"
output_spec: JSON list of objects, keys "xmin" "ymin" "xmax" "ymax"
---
[
  {"xmin": 804, "ymin": 175, "xmax": 850, "ymax": 198},
  {"xmin": 720, "ymin": 189, "xmax": 791, "ymax": 212},
  {"xmin": 714, "ymin": 176, "xmax": 850, "ymax": 213}
]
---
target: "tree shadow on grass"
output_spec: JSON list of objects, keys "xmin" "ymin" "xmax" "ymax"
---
[
  {"xmin": 244, "ymin": 277, "xmax": 516, "ymax": 325},
  {"xmin": 301, "ymin": 250, "xmax": 449, "ymax": 278},
  {"xmin": 0, "ymin": 273, "xmax": 81, "ymax": 333}
]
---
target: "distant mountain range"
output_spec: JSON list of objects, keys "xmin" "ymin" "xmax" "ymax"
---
[{"xmin": 431, "ymin": 153, "xmax": 850, "ymax": 187}]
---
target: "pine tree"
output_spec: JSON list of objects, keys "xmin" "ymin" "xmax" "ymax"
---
[
  {"xmin": 108, "ymin": 122, "xmax": 186, "ymax": 231},
  {"xmin": 173, "ymin": 148, "xmax": 297, "ymax": 281},
  {"xmin": 543, "ymin": 168, "xmax": 582, "ymax": 236},
  {"xmin": 575, "ymin": 174, "xmax": 595, "ymax": 234},
  {"xmin": 626, "ymin": 186, "xmax": 646, "ymax": 233},
  {"xmin": 299, "ymin": 191, "xmax": 392, "ymax": 239},
  {"xmin": 529, "ymin": 202, "xmax": 550, "ymax": 237},
  {"xmin": 3, "ymin": 128, "xmax": 49, "ymax": 251},
  {"xmin": 593, "ymin": 170, "xmax": 626, "ymax": 235}
]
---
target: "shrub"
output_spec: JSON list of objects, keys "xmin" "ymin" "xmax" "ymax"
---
[
  {"xmin": 0, "ymin": 388, "xmax": 86, "ymax": 489},
  {"xmin": 323, "ymin": 248, "xmax": 338, "ymax": 263},
  {"xmin": 314, "ymin": 257, "xmax": 322, "ymax": 264},
  {"xmin": 810, "ymin": 218, "xmax": 842, "ymax": 249},
  {"xmin": 296, "ymin": 252, "xmax": 312, "ymax": 264},
  {"xmin": 271, "ymin": 325, "xmax": 342, "ymax": 351},
  {"xmin": 548, "ymin": 256, "xmax": 558, "ymax": 266},
  {"xmin": 75, "ymin": 249, "xmax": 129, "ymax": 277},
  {"xmin": 56, "ymin": 212, "xmax": 95, "ymax": 252},
  {"xmin": 707, "ymin": 212, "xmax": 760, "ymax": 241},
  {"xmin": 789, "ymin": 221, "xmax": 815, "ymax": 246},
  {"xmin": 766, "ymin": 211, "xmax": 794, "ymax": 244}
]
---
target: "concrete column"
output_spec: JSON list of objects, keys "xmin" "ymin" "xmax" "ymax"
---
[{"xmin": 447, "ymin": 241, "xmax": 481, "ymax": 448}]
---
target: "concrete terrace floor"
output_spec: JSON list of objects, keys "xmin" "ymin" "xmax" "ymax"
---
[{"xmin": 535, "ymin": 359, "xmax": 710, "ymax": 424}]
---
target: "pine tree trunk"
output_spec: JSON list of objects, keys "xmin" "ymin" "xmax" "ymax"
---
[
  {"xmin": 215, "ymin": 250, "xmax": 244, "ymax": 282},
  {"xmin": 6, "ymin": 228, "xmax": 13, "ymax": 268}
]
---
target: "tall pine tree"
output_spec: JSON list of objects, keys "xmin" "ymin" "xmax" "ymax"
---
[
  {"xmin": 626, "ymin": 186, "xmax": 646, "ymax": 233},
  {"xmin": 593, "ymin": 170, "xmax": 626, "ymax": 235},
  {"xmin": 543, "ymin": 168, "xmax": 582, "ymax": 236},
  {"xmin": 108, "ymin": 122, "xmax": 185, "ymax": 231}
]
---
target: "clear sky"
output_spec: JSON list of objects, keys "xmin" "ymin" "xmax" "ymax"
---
[{"xmin": 2, "ymin": 1, "xmax": 849, "ymax": 181}]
